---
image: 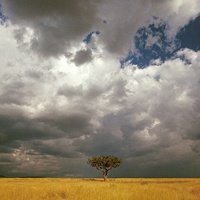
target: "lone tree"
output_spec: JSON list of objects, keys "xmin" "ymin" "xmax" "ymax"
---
[{"xmin": 87, "ymin": 155, "xmax": 122, "ymax": 181}]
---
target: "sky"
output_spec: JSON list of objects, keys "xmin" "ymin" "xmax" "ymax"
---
[{"xmin": 0, "ymin": 0, "xmax": 200, "ymax": 178}]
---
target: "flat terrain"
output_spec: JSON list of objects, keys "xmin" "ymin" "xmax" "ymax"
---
[{"xmin": 1, "ymin": 178, "xmax": 200, "ymax": 200}]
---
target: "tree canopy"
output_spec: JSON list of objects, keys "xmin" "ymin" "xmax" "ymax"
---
[{"xmin": 87, "ymin": 155, "xmax": 122, "ymax": 181}]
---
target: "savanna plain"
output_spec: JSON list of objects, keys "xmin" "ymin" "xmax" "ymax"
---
[{"xmin": 1, "ymin": 178, "xmax": 200, "ymax": 200}]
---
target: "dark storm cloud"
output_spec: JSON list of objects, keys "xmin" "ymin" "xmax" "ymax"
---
[
  {"xmin": 74, "ymin": 131, "xmax": 122, "ymax": 157},
  {"xmin": 72, "ymin": 48, "xmax": 93, "ymax": 66},
  {"xmin": 2, "ymin": 0, "xmax": 100, "ymax": 57},
  {"xmin": 0, "ymin": 105, "xmax": 85, "ymax": 176},
  {"xmin": 27, "ymin": 140, "xmax": 80, "ymax": 159},
  {"xmin": 0, "ymin": 101, "xmax": 97, "ymax": 147},
  {"xmin": 36, "ymin": 111, "xmax": 94, "ymax": 139},
  {"xmin": 0, "ymin": 109, "xmax": 63, "ymax": 145},
  {"xmin": 0, "ymin": 80, "xmax": 29, "ymax": 106}
]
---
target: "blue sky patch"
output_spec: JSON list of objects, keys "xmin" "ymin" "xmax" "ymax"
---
[
  {"xmin": 0, "ymin": 4, "xmax": 8, "ymax": 26},
  {"xmin": 121, "ymin": 15, "xmax": 200, "ymax": 69},
  {"xmin": 176, "ymin": 15, "xmax": 200, "ymax": 52},
  {"xmin": 83, "ymin": 31, "xmax": 100, "ymax": 44}
]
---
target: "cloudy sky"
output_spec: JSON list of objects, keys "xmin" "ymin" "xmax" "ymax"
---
[{"xmin": 0, "ymin": 0, "xmax": 200, "ymax": 178}]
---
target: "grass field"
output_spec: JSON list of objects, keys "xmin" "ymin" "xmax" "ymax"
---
[{"xmin": 1, "ymin": 178, "xmax": 200, "ymax": 200}]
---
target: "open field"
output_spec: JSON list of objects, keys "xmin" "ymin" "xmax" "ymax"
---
[{"xmin": 1, "ymin": 178, "xmax": 200, "ymax": 200}]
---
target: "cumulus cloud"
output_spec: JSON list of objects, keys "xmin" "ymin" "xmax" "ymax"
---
[
  {"xmin": 1, "ymin": 0, "xmax": 100, "ymax": 57},
  {"xmin": 1, "ymin": 0, "xmax": 199, "ymax": 57},
  {"xmin": 72, "ymin": 48, "xmax": 93, "ymax": 66},
  {"xmin": 0, "ymin": 0, "xmax": 200, "ymax": 178}
]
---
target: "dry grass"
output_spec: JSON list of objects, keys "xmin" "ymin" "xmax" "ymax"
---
[{"xmin": 1, "ymin": 178, "xmax": 200, "ymax": 200}]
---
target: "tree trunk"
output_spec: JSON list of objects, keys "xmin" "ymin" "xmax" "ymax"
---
[
  {"xmin": 103, "ymin": 170, "xmax": 108, "ymax": 181},
  {"xmin": 103, "ymin": 174, "xmax": 107, "ymax": 181}
]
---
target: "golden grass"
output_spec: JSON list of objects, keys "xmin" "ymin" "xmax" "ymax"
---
[{"xmin": 1, "ymin": 178, "xmax": 200, "ymax": 200}]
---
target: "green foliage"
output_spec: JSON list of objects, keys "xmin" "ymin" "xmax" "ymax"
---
[{"xmin": 87, "ymin": 155, "xmax": 122, "ymax": 180}]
